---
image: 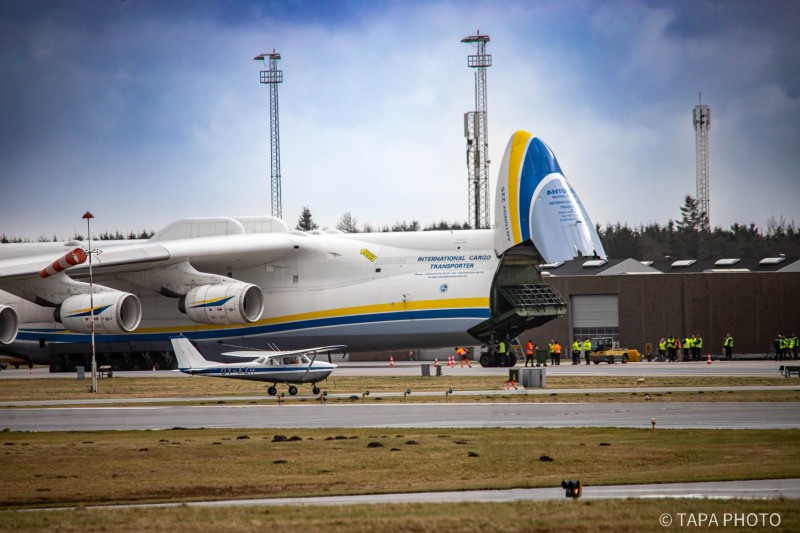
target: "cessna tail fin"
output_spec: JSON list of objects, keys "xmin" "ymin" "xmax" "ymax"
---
[
  {"xmin": 170, "ymin": 337, "xmax": 209, "ymax": 369},
  {"xmin": 494, "ymin": 131, "xmax": 605, "ymax": 262}
]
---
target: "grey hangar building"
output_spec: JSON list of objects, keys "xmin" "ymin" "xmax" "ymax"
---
[{"xmin": 525, "ymin": 256, "xmax": 800, "ymax": 358}]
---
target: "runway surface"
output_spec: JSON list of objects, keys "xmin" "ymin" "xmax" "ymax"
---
[
  {"xmin": 27, "ymin": 478, "xmax": 799, "ymax": 512},
  {"xmin": 3, "ymin": 402, "xmax": 798, "ymax": 432}
]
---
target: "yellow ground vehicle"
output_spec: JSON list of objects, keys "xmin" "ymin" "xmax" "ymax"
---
[{"xmin": 586, "ymin": 337, "xmax": 640, "ymax": 364}]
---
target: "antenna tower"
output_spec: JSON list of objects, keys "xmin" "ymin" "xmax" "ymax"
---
[
  {"xmin": 461, "ymin": 32, "xmax": 491, "ymax": 230},
  {"xmin": 693, "ymin": 95, "xmax": 711, "ymax": 231},
  {"xmin": 255, "ymin": 51, "xmax": 284, "ymax": 219}
]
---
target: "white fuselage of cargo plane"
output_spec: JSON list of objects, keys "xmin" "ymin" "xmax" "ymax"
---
[
  {"xmin": 0, "ymin": 228, "xmax": 497, "ymax": 360},
  {"xmin": 0, "ymin": 130, "xmax": 605, "ymax": 366}
]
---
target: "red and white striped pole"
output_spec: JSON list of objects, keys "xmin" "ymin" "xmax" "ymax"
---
[{"xmin": 82, "ymin": 211, "xmax": 97, "ymax": 393}]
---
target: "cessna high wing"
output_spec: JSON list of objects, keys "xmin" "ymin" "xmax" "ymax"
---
[
  {"xmin": 170, "ymin": 337, "xmax": 340, "ymax": 396},
  {"xmin": 0, "ymin": 130, "xmax": 605, "ymax": 371}
]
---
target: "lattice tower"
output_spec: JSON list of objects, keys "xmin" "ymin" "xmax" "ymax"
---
[
  {"xmin": 693, "ymin": 103, "xmax": 711, "ymax": 231},
  {"xmin": 255, "ymin": 51, "xmax": 284, "ymax": 219},
  {"xmin": 462, "ymin": 33, "xmax": 492, "ymax": 230}
]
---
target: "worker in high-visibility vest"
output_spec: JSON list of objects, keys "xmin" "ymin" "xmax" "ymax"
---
[
  {"xmin": 723, "ymin": 333, "xmax": 734, "ymax": 360},
  {"xmin": 791, "ymin": 334, "xmax": 798, "ymax": 360},
  {"xmin": 666, "ymin": 336, "xmax": 676, "ymax": 362},
  {"xmin": 582, "ymin": 339, "xmax": 592, "ymax": 365},
  {"xmin": 552, "ymin": 340, "xmax": 562, "ymax": 366},
  {"xmin": 572, "ymin": 339, "xmax": 580, "ymax": 365},
  {"xmin": 497, "ymin": 339, "xmax": 507, "ymax": 366},
  {"xmin": 683, "ymin": 336, "xmax": 692, "ymax": 362},
  {"xmin": 525, "ymin": 340, "xmax": 535, "ymax": 367},
  {"xmin": 658, "ymin": 338, "xmax": 666, "ymax": 362},
  {"xmin": 694, "ymin": 334, "xmax": 703, "ymax": 361},
  {"xmin": 548, "ymin": 341, "xmax": 555, "ymax": 366},
  {"xmin": 779, "ymin": 335, "xmax": 789, "ymax": 361},
  {"xmin": 457, "ymin": 346, "xmax": 471, "ymax": 368}
]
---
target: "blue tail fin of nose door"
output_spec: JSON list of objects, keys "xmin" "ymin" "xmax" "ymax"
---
[
  {"xmin": 494, "ymin": 130, "xmax": 605, "ymax": 263},
  {"xmin": 467, "ymin": 131, "xmax": 604, "ymax": 350}
]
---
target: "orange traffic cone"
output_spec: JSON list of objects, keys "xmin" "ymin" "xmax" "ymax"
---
[
  {"xmin": 389, "ymin": 355, "xmax": 394, "ymax": 367},
  {"xmin": 448, "ymin": 355, "xmax": 455, "ymax": 367},
  {"xmin": 706, "ymin": 353, "xmax": 712, "ymax": 364}
]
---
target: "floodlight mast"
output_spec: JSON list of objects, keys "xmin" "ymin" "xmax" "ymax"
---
[
  {"xmin": 462, "ymin": 33, "xmax": 491, "ymax": 230},
  {"xmin": 255, "ymin": 51, "xmax": 284, "ymax": 220},
  {"xmin": 82, "ymin": 211, "xmax": 97, "ymax": 393}
]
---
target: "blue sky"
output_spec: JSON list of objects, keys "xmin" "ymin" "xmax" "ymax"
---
[{"xmin": 1, "ymin": 0, "xmax": 798, "ymax": 240}]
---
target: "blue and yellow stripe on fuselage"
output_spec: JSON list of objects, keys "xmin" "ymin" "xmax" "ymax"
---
[{"xmin": 17, "ymin": 297, "xmax": 491, "ymax": 344}]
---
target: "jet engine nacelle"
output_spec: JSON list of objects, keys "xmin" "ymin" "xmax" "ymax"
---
[
  {"xmin": 0, "ymin": 305, "xmax": 19, "ymax": 345},
  {"xmin": 56, "ymin": 292, "xmax": 143, "ymax": 334},
  {"xmin": 180, "ymin": 283, "xmax": 264, "ymax": 325}
]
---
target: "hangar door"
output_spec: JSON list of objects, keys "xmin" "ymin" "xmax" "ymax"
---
[{"xmin": 570, "ymin": 295, "xmax": 619, "ymax": 342}]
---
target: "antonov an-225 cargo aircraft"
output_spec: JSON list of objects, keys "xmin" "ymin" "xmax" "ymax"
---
[{"xmin": 0, "ymin": 130, "xmax": 605, "ymax": 371}]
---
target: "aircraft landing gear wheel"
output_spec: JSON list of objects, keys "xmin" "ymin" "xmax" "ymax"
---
[
  {"xmin": 479, "ymin": 354, "xmax": 491, "ymax": 367},
  {"xmin": 312, "ymin": 385, "xmax": 320, "ymax": 395},
  {"xmin": 267, "ymin": 386, "xmax": 278, "ymax": 396},
  {"xmin": 288, "ymin": 385, "xmax": 298, "ymax": 396}
]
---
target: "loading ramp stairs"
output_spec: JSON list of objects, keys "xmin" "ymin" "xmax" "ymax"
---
[{"xmin": 468, "ymin": 283, "xmax": 567, "ymax": 342}]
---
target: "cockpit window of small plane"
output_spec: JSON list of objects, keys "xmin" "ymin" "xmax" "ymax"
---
[{"xmin": 283, "ymin": 356, "xmax": 299, "ymax": 365}]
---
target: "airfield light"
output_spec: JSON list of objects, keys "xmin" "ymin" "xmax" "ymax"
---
[
  {"xmin": 82, "ymin": 211, "xmax": 97, "ymax": 393},
  {"xmin": 561, "ymin": 480, "xmax": 582, "ymax": 499}
]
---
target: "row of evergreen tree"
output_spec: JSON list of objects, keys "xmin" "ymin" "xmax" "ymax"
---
[
  {"xmin": 3, "ymin": 197, "xmax": 797, "ymax": 258},
  {"xmin": 597, "ymin": 196, "xmax": 799, "ymax": 259},
  {"xmin": 299, "ymin": 198, "xmax": 800, "ymax": 259}
]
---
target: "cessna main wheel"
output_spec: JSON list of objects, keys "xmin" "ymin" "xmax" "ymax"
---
[{"xmin": 267, "ymin": 386, "xmax": 278, "ymax": 396}]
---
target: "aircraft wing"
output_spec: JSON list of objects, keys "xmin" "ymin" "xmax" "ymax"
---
[
  {"xmin": 0, "ymin": 216, "xmax": 296, "ymax": 344},
  {"xmin": 222, "ymin": 345, "xmax": 348, "ymax": 359}
]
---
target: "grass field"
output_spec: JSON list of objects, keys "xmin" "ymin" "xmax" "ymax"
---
[
  {"xmin": 2, "ymin": 373, "xmax": 798, "ymax": 531},
  {"xmin": 2, "ymin": 427, "xmax": 798, "ymax": 509},
  {"xmin": 2, "ymin": 499, "xmax": 799, "ymax": 533}
]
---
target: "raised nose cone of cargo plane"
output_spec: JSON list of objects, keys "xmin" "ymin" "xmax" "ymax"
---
[{"xmin": 494, "ymin": 130, "xmax": 606, "ymax": 263}]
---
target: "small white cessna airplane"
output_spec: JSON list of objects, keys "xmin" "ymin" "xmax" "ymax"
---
[
  {"xmin": 170, "ymin": 337, "xmax": 340, "ymax": 396},
  {"xmin": 0, "ymin": 130, "xmax": 605, "ymax": 370}
]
